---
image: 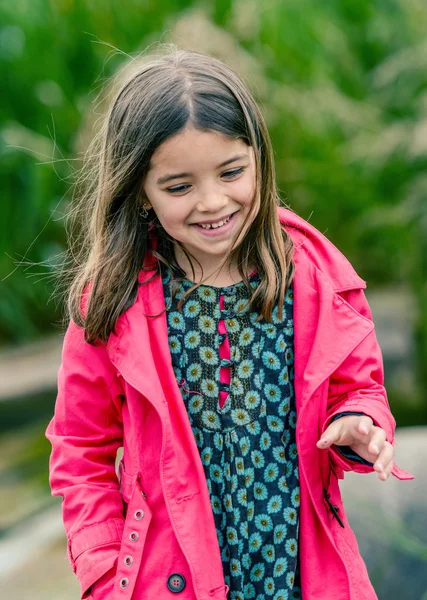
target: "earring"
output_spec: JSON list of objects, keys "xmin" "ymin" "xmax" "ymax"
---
[{"xmin": 140, "ymin": 203, "xmax": 149, "ymax": 218}]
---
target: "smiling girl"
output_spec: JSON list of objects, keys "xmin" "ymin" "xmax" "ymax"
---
[
  {"xmin": 142, "ymin": 127, "xmax": 257, "ymax": 285},
  {"xmin": 46, "ymin": 47, "xmax": 413, "ymax": 600}
]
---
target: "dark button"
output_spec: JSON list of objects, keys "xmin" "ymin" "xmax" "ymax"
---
[
  {"xmin": 225, "ymin": 285, "xmax": 236, "ymax": 295},
  {"xmin": 167, "ymin": 573, "xmax": 186, "ymax": 593},
  {"xmin": 219, "ymin": 358, "xmax": 232, "ymax": 368}
]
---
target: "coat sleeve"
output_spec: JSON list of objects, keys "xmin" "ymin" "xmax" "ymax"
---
[
  {"xmin": 321, "ymin": 287, "xmax": 413, "ymax": 479},
  {"xmin": 45, "ymin": 319, "xmax": 124, "ymax": 598}
]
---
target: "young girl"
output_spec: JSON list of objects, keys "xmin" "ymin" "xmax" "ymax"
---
[{"xmin": 46, "ymin": 47, "xmax": 413, "ymax": 600}]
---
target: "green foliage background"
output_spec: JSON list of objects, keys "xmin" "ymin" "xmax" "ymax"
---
[{"xmin": 1, "ymin": 0, "xmax": 426, "ymax": 422}]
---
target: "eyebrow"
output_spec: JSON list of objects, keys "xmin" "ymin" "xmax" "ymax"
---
[{"xmin": 155, "ymin": 154, "xmax": 248, "ymax": 185}]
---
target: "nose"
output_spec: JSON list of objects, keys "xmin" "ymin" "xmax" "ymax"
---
[{"xmin": 195, "ymin": 188, "xmax": 228, "ymax": 213}]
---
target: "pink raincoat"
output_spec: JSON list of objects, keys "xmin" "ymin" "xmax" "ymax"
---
[{"xmin": 46, "ymin": 207, "xmax": 413, "ymax": 600}]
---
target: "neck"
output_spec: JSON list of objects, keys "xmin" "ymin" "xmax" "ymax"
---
[{"xmin": 173, "ymin": 245, "xmax": 251, "ymax": 287}]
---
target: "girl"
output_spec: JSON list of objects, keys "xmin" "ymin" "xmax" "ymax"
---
[{"xmin": 46, "ymin": 47, "xmax": 413, "ymax": 600}]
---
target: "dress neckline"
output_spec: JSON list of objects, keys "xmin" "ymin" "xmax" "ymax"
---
[{"xmin": 181, "ymin": 269, "xmax": 258, "ymax": 291}]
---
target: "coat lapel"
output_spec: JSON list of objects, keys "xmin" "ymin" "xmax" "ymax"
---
[
  {"xmin": 278, "ymin": 207, "xmax": 374, "ymax": 413},
  {"xmin": 291, "ymin": 247, "xmax": 374, "ymax": 413},
  {"xmin": 108, "ymin": 268, "xmax": 210, "ymax": 500},
  {"xmin": 108, "ymin": 273, "xmax": 168, "ymax": 416}
]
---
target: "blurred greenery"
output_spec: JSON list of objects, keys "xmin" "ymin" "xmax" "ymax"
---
[
  {"xmin": 0, "ymin": 419, "xmax": 53, "ymax": 531},
  {"xmin": 1, "ymin": 0, "xmax": 426, "ymax": 423}
]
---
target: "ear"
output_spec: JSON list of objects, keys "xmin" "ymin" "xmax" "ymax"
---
[{"xmin": 139, "ymin": 189, "xmax": 152, "ymax": 211}]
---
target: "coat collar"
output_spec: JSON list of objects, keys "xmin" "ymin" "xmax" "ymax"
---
[
  {"xmin": 278, "ymin": 206, "xmax": 367, "ymax": 292},
  {"xmin": 108, "ymin": 207, "xmax": 373, "ymax": 413}
]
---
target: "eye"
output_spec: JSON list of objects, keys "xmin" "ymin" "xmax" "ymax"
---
[
  {"xmin": 221, "ymin": 167, "xmax": 244, "ymax": 179},
  {"xmin": 166, "ymin": 184, "xmax": 191, "ymax": 195},
  {"xmin": 166, "ymin": 168, "xmax": 244, "ymax": 195}
]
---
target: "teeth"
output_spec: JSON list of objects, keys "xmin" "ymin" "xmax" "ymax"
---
[{"xmin": 200, "ymin": 215, "xmax": 231, "ymax": 229}]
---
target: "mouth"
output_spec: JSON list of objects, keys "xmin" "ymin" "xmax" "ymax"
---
[{"xmin": 193, "ymin": 212, "xmax": 236, "ymax": 230}]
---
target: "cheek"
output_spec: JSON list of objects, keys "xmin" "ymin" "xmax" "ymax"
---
[
  {"xmin": 237, "ymin": 180, "xmax": 256, "ymax": 207},
  {"xmin": 155, "ymin": 204, "xmax": 189, "ymax": 235}
]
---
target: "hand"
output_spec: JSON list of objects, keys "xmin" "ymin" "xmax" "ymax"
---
[{"xmin": 316, "ymin": 415, "xmax": 394, "ymax": 481}]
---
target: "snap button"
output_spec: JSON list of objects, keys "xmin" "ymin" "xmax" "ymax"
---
[
  {"xmin": 124, "ymin": 555, "xmax": 133, "ymax": 566},
  {"xmin": 134, "ymin": 509, "xmax": 144, "ymax": 520},
  {"xmin": 167, "ymin": 573, "xmax": 186, "ymax": 593},
  {"xmin": 120, "ymin": 577, "xmax": 129, "ymax": 588},
  {"xmin": 129, "ymin": 531, "xmax": 139, "ymax": 542}
]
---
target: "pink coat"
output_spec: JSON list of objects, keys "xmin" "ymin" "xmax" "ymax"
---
[{"xmin": 46, "ymin": 207, "xmax": 413, "ymax": 600}]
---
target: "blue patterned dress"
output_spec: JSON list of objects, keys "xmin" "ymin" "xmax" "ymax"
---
[{"xmin": 162, "ymin": 268, "xmax": 302, "ymax": 600}]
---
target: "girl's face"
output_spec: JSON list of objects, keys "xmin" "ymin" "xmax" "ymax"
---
[{"xmin": 142, "ymin": 126, "xmax": 258, "ymax": 275}]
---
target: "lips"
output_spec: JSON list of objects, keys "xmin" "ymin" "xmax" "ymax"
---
[
  {"xmin": 198, "ymin": 215, "xmax": 232, "ymax": 230},
  {"xmin": 193, "ymin": 212, "xmax": 236, "ymax": 229},
  {"xmin": 191, "ymin": 210, "xmax": 239, "ymax": 237}
]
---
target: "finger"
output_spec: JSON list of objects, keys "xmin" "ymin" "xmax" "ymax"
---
[
  {"xmin": 374, "ymin": 441, "xmax": 394, "ymax": 475},
  {"xmin": 367, "ymin": 427, "xmax": 387, "ymax": 457},
  {"xmin": 378, "ymin": 459, "xmax": 394, "ymax": 481},
  {"xmin": 356, "ymin": 416, "xmax": 374, "ymax": 436}
]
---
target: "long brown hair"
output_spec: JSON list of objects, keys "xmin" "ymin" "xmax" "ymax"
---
[{"xmin": 67, "ymin": 45, "xmax": 295, "ymax": 344}]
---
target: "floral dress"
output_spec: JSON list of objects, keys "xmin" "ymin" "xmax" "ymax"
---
[{"xmin": 162, "ymin": 268, "xmax": 302, "ymax": 600}]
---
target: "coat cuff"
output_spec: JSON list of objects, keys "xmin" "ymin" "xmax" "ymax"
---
[
  {"xmin": 80, "ymin": 552, "xmax": 118, "ymax": 599},
  {"xmin": 68, "ymin": 518, "xmax": 124, "ymax": 598},
  {"xmin": 90, "ymin": 565, "xmax": 117, "ymax": 599}
]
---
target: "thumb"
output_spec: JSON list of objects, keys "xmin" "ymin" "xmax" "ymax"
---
[{"xmin": 316, "ymin": 421, "xmax": 341, "ymax": 449}]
